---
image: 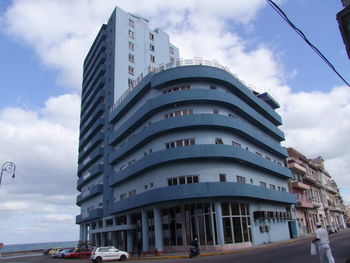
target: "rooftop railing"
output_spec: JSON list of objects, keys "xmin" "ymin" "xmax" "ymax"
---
[{"xmin": 109, "ymin": 57, "xmax": 257, "ymax": 115}]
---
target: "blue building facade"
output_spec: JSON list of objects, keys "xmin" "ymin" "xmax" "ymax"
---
[{"xmin": 76, "ymin": 7, "xmax": 296, "ymax": 253}]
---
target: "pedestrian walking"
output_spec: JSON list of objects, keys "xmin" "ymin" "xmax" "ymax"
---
[{"xmin": 312, "ymin": 222, "xmax": 335, "ymax": 263}]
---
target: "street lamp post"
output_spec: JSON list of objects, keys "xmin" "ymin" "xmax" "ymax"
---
[{"xmin": 0, "ymin": 162, "xmax": 16, "ymax": 188}]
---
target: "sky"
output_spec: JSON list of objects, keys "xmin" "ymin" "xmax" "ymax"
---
[{"xmin": 0, "ymin": 0, "xmax": 349, "ymax": 245}]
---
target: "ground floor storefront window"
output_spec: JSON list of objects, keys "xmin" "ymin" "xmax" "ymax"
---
[
  {"xmin": 161, "ymin": 201, "xmax": 251, "ymax": 246},
  {"xmin": 222, "ymin": 202, "xmax": 251, "ymax": 243}
]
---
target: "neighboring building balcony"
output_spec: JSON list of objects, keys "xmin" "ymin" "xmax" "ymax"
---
[
  {"xmin": 76, "ymin": 208, "xmax": 103, "ymax": 224},
  {"xmin": 295, "ymin": 196, "xmax": 313, "ymax": 209},
  {"xmin": 313, "ymin": 201, "xmax": 322, "ymax": 208},
  {"xmin": 325, "ymin": 185, "xmax": 338, "ymax": 194},
  {"xmin": 108, "ymin": 144, "xmax": 292, "ymax": 187},
  {"xmin": 76, "ymin": 184, "xmax": 103, "ymax": 206},
  {"xmin": 290, "ymin": 181, "xmax": 310, "ymax": 191},
  {"xmin": 77, "ymin": 164, "xmax": 103, "ymax": 191},
  {"xmin": 78, "ymin": 147, "xmax": 103, "ymax": 176},
  {"xmin": 286, "ymin": 159, "xmax": 307, "ymax": 174}
]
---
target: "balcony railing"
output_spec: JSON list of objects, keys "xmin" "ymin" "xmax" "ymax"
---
[
  {"xmin": 290, "ymin": 181, "xmax": 310, "ymax": 191},
  {"xmin": 109, "ymin": 57, "xmax": 258, "ymax": 115},
  {"xmin": 286, "ymin": 159, "xmax": 307, "ymax": 174}
]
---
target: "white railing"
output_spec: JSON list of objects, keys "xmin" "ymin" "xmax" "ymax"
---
[{"xmin": 109, "ymin": 57, "xmax": 256, "ymax": 115}]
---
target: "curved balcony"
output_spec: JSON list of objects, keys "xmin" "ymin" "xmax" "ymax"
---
[
  {"xmin": 76, "ymin": 184, "xmax": 103, "ymax": 206},
  {"xmin": 81, "ymin": 90, "xmax": 105, "ymax": 122},
  {"xmin": 109, "ymin": 58, "xmax": 281, "ymax": 126},
  {"xmin": 110, "ymin": 182, "xmax": 296, "ymax": 214},
  {"xmin": 109, "ymin": 114, "xmax": 287, "ymax": 161},
  {"xmin": 108, "ymin": 144, "xmax": 292, "ymax": 186},
  {"xmin": 76, "ymin": 208, "xmax": 103, "ymax": 224},
  {"xmin": 110, "ymin": 89, "xmax": 284, "ymax": 142},
  {"xmin": 77, "ymin": 164, "xmax": 103, "ymax": 191}
]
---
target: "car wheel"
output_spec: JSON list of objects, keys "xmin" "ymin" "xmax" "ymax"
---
[
  {"xmin": 120, "ymin": 254, "xmax": 127, "ymax": 261},
  {"xmin": 95, "ymin": 256, "xmax": 103, "ymax": 263}
]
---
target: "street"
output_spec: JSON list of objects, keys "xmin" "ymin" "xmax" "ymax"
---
[{"xmin": 1, "ymin": 229, "xmax": 349, "ymax": 263}]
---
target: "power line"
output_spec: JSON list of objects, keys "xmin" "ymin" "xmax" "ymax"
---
[{"xmin": 266, "ymin": 0, "xmax": 350, "ymax": 87}]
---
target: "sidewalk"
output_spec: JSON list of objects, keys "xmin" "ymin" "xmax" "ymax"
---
[{"xmin": 130, "ymin": 233, "xmax": 315, "ymax": 260}]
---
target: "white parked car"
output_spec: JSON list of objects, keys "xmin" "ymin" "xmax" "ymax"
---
[{"xmin": 90, "ymin": 246, "xmax": 129, "ymax": 262}]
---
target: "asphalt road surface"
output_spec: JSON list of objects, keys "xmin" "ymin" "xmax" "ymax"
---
[{"xmin": 1, "ymin": 229, "xmax": 349, "ymax": 263}]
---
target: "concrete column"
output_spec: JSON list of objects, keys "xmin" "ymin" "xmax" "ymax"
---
[
  {"xmin": 126, "ymin": 214, "xmax": 134, "ymax": 253},
  {"xmin": 97, "ymin": 233, "xmax": 102, "ymax": 247},
  {"xmin": 215, "ymin": 201, "xmax": 225, "ymax": 246},
  {"xmin": 112, "ymin": 231, "xmax": 117, "ymax": 247},
  {"xmin": 153, "ymin": 206, "xmax": 163, "ymax": 253},
  {"xmin": 141, "ymin": 209, "xmax": 149, "ymax": 253},
  {"xmin": 79, "ymin": 224, "xmax": 84, "ymax": 242}
]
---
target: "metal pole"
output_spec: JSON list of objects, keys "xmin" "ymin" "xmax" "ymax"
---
[{"xmin": 0, "ymin": 162, "xmax": 16, "ymax": 188}]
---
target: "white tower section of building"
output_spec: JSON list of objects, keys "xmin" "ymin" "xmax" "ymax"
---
[{"xmin": 113, "ymin": 7, "xmax": 179, "ymax": 101}]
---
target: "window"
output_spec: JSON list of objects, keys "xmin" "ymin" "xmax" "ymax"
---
[
  {"xmin": 219, "ymin": 174, "xmax": 227, "ymax": 182},
  {"xmin": 128, "ymin": 53, "xmax": 135, "ymax": 63},
  {"xmin": 270, "ymin": 184, "xmax": 276, "ymax": 190},
  {"xmin": 128, "ymin": 78, "xmax": 134, "ymax": 88},
  {"xmin": 163, "ymin": 84, "xmax": 191, "ymax": 94},
  {"xmin": 265, "ymin": 156, "xmax": 271, "ymax": 161},
  {"xmin": 128, "ymin": 41, "xmax": 134, "ymax": 51},
  {"xmin": 144, "ymin": 185, "xmax": 148, "ymax": 190},
  {"xmin": 129, "ymin": 190, "xmax": 136, "ymax": 197},
  {"xmin": 228, "ymin": 113, "xmax": 236, "ymax": 118},
  {"xmin": 260, "ymin": 181, "xmax": 267, "ymax": 188},
  {"xmin": 128, "ymin": 65, "xmax": 134, "ymax": 75},
  {"xmin": 210, "ymin": 85, "xmax": 217, "ymax": 90},
  {"xmin": 165, "ymin": 138, "xmax": 195, "ymax": 149},
  {"xmin": 232, "ymin": 141, "xmax": 241, "ymax": 147},
  {"xmin": 170, "ymin": 57, "xmax": 175, "ymax": 63},
  {"xmin": 168, "ymin": 175, "xmax": 199, "ymax": 186},
  {"xmin": 149, "ymin": 32, "xmax": 154, "ymax": 40},
  {"xmin": 255, "ymin": 152, "xmax": 262, "ymax": 157},
  {"xmin": 250, "ymin": 178, "xmax": 254, "ymax": 184},
  {"xmin": 128, "ymin": 30, "xmax": 135, "ymax": 39},
  {"xmin": 164, "ymin": 109, "xmax": 193, "ymax": 118},
  {"xmin": 281, "ymin": 187, "xmax": 287, "ymax": 192},
  {"xmin": 150, "ymin": 44, "xmax": 155, "ymax": 52},
  {"xmin": 215, "ymin": 138, "xmax": 223, "ymax": 144},
  {"xmin": 129, "ymin": 19, "xmax": 134, "ymax": 27},
  {"xmin": 170, "ymin": 46, "xmax": 174, "ymax": 54},
  {"xmin": 150, "ymin": 54, "xmax": 155, "ymax": 63},
  {"xmin": 237, "ymin": 175, "xmax": 246, "ymax": 183},
  {"xmin": 150, "ymin": 182, "xmax": 154, "ymax": 188},
  {"xmin": 120, "ymin": 193, "xmax": 127, "ymax": 200},
  {"xmin": 213, "ymin": 109, "xmax": 219, "ymax": 114}
]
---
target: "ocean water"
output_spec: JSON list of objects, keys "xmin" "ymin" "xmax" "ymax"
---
[{"xmin": 0, "ymin": 241, "xmax": 78, "ymax": 253}]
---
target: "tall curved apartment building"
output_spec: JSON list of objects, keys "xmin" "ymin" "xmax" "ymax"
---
[{"xmin": 76, "ymin": 7, "xmax": 296, "ymax": 253}]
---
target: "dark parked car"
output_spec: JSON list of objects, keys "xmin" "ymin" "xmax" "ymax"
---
[{"xmin": 42, "ymin": 248, "xmax": 53, "ymax": 255}]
